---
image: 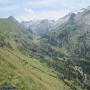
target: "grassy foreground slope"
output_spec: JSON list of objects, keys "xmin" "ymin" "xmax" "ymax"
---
[{"xmin": 0, "ymin": 47, "xmax": 69, "ymax": 90}]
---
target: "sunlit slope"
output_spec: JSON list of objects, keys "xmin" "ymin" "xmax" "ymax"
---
[{"xmin": 0, "ymin": 47, "xmax": 69, "ymax": 90}]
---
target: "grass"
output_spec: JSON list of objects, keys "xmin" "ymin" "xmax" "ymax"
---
[{"xmin": 0, "ymin": 47, "xmax": 70, "ymax": 90}]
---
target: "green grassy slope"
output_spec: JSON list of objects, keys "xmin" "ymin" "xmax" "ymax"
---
[{"xmin": 0, "ymin": 47, "xmax": 69, "ymax": 90}]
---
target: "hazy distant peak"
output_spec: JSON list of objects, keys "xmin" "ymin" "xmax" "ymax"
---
[{"xmin": 8, "ymin": 16, "xmax": 15, "ymax": 19}]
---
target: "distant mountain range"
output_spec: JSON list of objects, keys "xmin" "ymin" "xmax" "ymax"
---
[{"xmin": 22, "ymin": 19, "xmax": 55, "ymax": 36}]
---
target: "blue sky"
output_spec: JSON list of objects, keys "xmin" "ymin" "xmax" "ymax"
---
[{"xmin": 0, "ymin": 0, "xmax": 90, "ymax": 21}]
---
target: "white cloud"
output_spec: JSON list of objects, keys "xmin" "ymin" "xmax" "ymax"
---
[
  {"xmin": 16, "ymin": 9, "xmax": 69, "ymax": 22},
  {"xmin": 25, "ymin": 0, "xmax": 64, "ymax": 9},
  {"xmin": 24, "ymin": 8, "xmax": 34, "ymax": 14}
]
